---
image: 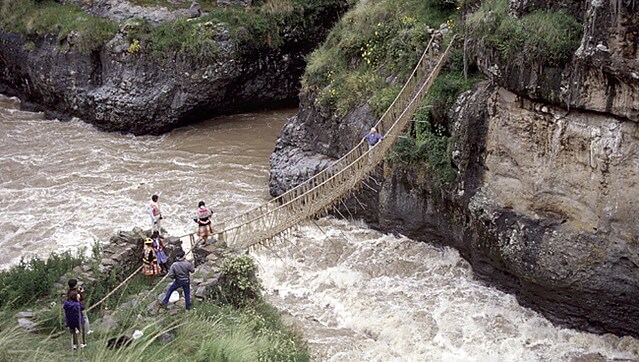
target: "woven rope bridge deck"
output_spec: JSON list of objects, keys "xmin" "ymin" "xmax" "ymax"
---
[{"xmin": 188, "ymin": 36, "xmax": 456, "ymax": 251}]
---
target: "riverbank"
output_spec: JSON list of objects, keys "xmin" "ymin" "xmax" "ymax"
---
[
  {"xmin": 1, "ymin": 227, "xmax": 309, "ymax": 361},
  {"xmin": 269, "ymin": 0, "xmax": 639, "ymax": 338},
  {"xmin": 0, "ymin": 0, "xmax": 352, "ymax": 134}
]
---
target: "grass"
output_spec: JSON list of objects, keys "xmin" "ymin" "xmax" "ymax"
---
[
  {"xmin": 0, "ymin": 0, "xmax": 118, "ymax": 54},
  {"xmin": 1, "ymin": 0, "xmax": 352, "ymax": 60},
  {"xmin": 0, "ymin": 250, "xmax": 308, "ymax": 361},
  {"xmin": 465, "ymin": 0, "xmax": 582, "ymax": 66},
  {"xmin": 301, "ymin": 0, "xmax": 456, "ymax": 118},
  {"xmin": 0, "ymin": 301, "xmax": 309, "ymax": 361},
  {"xmin": 0, "ymin": 251, "xmax": 85, "ymax": 309}
]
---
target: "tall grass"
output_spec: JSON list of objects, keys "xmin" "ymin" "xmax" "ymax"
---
[
  {"xmin": 466, "ymin": 0, "xmax": 582, "ymax": 66},
  {"xmin": 0, "ymin": 300, "xmax": 308, "ymax": 362},
  {"xmin": 302, "ymin": 0, "xmax": 455, "ymax": 118},
  {"xmin": 0, "ymin": 0, "xmax": 118, "ymax": 54}
]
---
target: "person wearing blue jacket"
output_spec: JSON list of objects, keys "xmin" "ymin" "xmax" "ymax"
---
[{"xmin": 63, "ymin": 290, "xmax": 86, "ymax": 350}]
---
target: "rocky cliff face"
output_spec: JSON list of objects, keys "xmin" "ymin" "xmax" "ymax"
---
[
  {"xmin": 0, "ymin": 1, "xmax": 349, "ymax": 134},
  {"xmin": 482, "ymin": 0, "xmax": 638, "ymax": 122},
  {"xmin": 269, "ymin": 0, "xmax": 639, "ymax": 336}
]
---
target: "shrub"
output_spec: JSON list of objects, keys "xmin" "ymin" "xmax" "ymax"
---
[
  {"xmin": 214, "ymin": 254, "xmax": 262, "ymax": 308},
  {"xmin": 302, "ymin": 0, "xmax": 456, "ymax": 118},
  {"xmin": 0, "ymin": 252, "xmax": 84, "ymax": 308}
]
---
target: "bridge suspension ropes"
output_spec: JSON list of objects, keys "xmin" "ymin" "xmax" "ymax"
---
[{"xmin": 88, "ymin": 35, "xmax": 457, "ymax": 312}]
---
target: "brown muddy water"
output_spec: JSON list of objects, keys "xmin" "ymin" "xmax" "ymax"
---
[{"xmin": 1, "ymin": 94, "xmax": 638, "ymax": 361}]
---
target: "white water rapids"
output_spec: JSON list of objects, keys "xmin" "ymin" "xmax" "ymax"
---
[{"xmin": 0, "ymin": 94, "xmax": 638, "ymax": 361}]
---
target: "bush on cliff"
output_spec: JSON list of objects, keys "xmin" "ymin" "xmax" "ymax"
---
[{"xmin": 465, "ymin": 0, "xmax": 582, "ymax": 66}]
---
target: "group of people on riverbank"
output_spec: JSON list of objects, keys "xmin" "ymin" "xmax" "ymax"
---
[
  {"xmin": 147, "ymin": 194, "xmax": 215, "ymax": 245},
  {"xmin": 143, "ymin": 195, "xmax": 213, "ymax": 279}
]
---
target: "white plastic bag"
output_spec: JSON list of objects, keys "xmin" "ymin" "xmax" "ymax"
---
[{"xmin": 168, "ymin": 290, "xmax": 180, "ymax": 303}]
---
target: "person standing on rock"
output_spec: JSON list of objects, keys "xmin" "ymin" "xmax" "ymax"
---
[
  {"xmin": 148, "ymin": 194, "xmax": 163, "ymax": 235},
  {"xmin": 193, "ymin": 201, "xmax": 214, "ymax": 246},
  {"xmin": 162, "ymin": 250, "xmax": 195, "ymax": 310},
  {"xmin": 63, "ymin": 290, "xmax": 86, "ymax": 351},
  {"xmin": 142, "ymin": 238, "xmax": 160, "ymax": 285}
]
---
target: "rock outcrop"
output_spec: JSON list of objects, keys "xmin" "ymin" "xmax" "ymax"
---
[
  {"xmin": 269, "ymin": 0, "xmax": 639, "ymax": 337},
  {"xmin": 477, "ymin": 0, "xmax": 638, "ymax": 122},
  {"xmin": 0, "ymin": 1, "xmax": 350, "ymax": 134}
]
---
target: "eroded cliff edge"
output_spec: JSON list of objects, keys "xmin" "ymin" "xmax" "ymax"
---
[
  {"xmin": 269, "ymin": 0, "xmax": 639, "ymax": 336},
  {"xmin": 0, "ymin": 1, "xmax": 352, "ymax": 134}
]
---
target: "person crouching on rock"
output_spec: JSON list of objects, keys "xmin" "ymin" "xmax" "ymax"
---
[
  {"xmin": 194, "ymin": 201, "xmax": 214, "ymax": 246},
  {"xmin": 142, "ymin": 238, "xmax": 160, "ymax": 285},
  {"xmin": 64, "ymin": 290, "xmax": 86, "ymax": 351}
]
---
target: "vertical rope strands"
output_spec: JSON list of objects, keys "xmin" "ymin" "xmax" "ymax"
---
[{"xmin": 211, "ymin": 36, "xmax": 455, "ymax": 250}]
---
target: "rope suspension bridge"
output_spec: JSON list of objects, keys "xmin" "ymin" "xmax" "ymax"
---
[
  {"xmin": 186, "ymin": 35, "xmax": 456, "ymax": 251},
  {"xmin": 88, "ymin": 36, "xmax": 456, "ymax": 312}
]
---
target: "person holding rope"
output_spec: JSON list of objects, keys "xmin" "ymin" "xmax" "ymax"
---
[
  {"xmin": 193, "ymin": 201, "xmax": 214, "ymax": 246},
  {"xmin": 363, "ymin": 127, "xmax": 384, "ymax": 149},
  {"xmin": 161, "ymin": 250, "xmax": 195, "ymax": 310},
  {"xmin": 142, "ymin": 238, "xmax": 161, "ymax": 285},
  {"xmin": 63, "ymin": 290, "xmax": 86, "ymax": 351}
]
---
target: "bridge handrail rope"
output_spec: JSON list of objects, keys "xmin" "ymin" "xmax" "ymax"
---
[
  {"xmin": 86, "ymin": 35, "xmax": 455, "ymax": 312},
  {"xmin": 212, "ymin": 35, "xmax": 457, "ymax": 249}
]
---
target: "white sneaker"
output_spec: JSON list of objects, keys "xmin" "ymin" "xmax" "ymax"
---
[
  {"xmin": 80, "ymin": 344, "xmax": 87, "ymax": 348},
  {"xmin": 87, "ymin": 330, "xmax": 94, "ymax": 335},
  {"xmin": 72, "ymin": 345, "xmax": 77, "ymax": 351}
]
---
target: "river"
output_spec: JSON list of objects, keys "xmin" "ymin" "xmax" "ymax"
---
[{"xmin": 1, "ymin": 94, "xmax": 638, "ymax": 361}]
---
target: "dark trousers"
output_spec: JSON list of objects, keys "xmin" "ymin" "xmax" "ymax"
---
[{"xmin": 163, "ymin": 279, "xmax": 191, "ymax": 310}]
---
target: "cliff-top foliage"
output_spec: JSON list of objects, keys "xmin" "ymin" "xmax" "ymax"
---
[
  {"xmin": 466, "ymin": 0, "xmax": 583, "ymax": 66},
  {"xmin": 302, "ymin": 0, "xmax": 458, "ymax": 118},
  {"xmin": 0, "ymin": 0, "xmax": 353, "ymax": 58}
]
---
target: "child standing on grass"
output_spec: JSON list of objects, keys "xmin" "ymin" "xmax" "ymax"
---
[{"xmin": 63, "ymin": 290, "xmax": 86, "ymax": 351}]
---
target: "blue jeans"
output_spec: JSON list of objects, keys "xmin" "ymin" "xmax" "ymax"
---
[{"xmin": 162, "ymin": 279, "xmax": 191, "ymax": 310}]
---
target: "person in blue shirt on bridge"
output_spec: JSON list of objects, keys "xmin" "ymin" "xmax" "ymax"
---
[{"xmin": 363, "ymin": 127, "xmax": 384, "ymax": 149}]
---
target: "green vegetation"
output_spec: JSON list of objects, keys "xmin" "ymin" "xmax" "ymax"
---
[
  {"xmin": 390, "ymin": 49, "xmax": 483, "ymax": 188},
  {"xmin": 465, "ymin": 0, "xmax": 582, "ymax": 66},
  {"xmin": 0, "ymin": 0, "xmax": 118, "ymax": 54},
  {"xmin": 0, "ymin": 251, "xmax": 84, "ymax": 309},
  {"xmin": 213, "ymin": 254, "xmax": 263, "ymax": 308},
  {"xmin": 0, "ymin": 250, "xmax": 307, "ymax": 361},
  {"xmin": 303, "ymin": 0, "xmax": 457, "ymax": 118},
  {"xmin": 1, "ymin": 0, "xmax": 352, "ymax": 60}
]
